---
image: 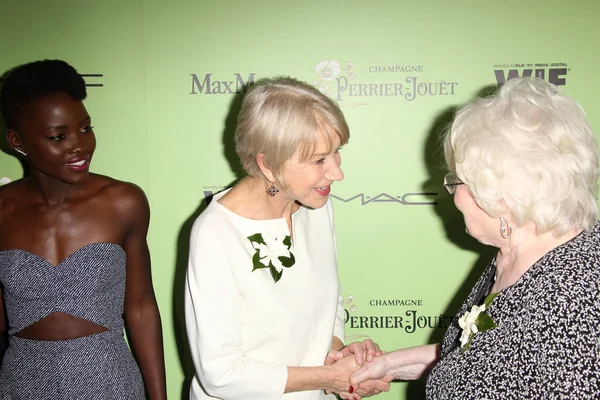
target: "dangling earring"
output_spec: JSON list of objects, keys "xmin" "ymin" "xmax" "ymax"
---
[
  {"xmin": 266, "ymin": 184, "xmax": 279, "ymax": 197},
  {"xmin": 499, "ymin": 217, "xmax": 512, "ymax": 239},
  {"xmin": 14, "ymin": 148, "xmax": 27, "ymax": 157}
]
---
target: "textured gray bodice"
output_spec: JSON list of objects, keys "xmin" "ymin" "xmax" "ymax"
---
[{"xmin": 0, "ymin": 242, "xmax": 126, "ymax": 336}]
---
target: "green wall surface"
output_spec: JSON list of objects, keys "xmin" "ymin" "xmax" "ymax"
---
[{"xmin": 1, "ymin": 1, "xmax": 599, "ymax": 398}]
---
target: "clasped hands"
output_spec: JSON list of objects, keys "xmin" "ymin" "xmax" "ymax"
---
[{"xmin": 324, "ymin": 340, "xmax": 393, "ymax": 400}]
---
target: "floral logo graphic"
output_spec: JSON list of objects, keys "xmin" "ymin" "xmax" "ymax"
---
[
  {"xmin": 313, "ymin": 60, "xmax": 364, "ymax": 107},
  {"xmin": 344, "ymin": 295, "xmax": 357, "ymax": 313},
  {"xmin": 315, "ymin": 60, "xmax": 341, "ymax": 83},
  {"xmin": 341, "ymin": 292, "xmax": 370, "ymax": 341},
  {"xmin": 248, "ymin": 233, "xmax": 295, "ymax": 283},
  {"xmin": 458, "ymin": 293, "xmax": 498, "ymax": 352}
]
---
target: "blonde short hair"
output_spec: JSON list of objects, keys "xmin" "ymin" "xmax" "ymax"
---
[
  {"xmin": 444, "ymin": 77, "xmax": 599, "ymax": 235},
  {"xmin": 235, "ymin": 76, "xmax": 349, "ymax": 182}
]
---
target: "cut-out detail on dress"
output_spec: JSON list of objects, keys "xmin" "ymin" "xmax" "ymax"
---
[
  {"xmin": 0, "ymin": 242, "xmax": 144, "ymax": 399},
  {"xmin": 14, "ymin": 312, "xmax": 109, "ymax": 341},
  {"xmin": 0, "ymin": 242, "xmax": 127, "ymax": 336}
]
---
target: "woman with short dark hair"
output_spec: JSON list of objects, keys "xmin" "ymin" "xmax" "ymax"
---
[{"xmin": 0, "ymin": 59, "xmax": 166, "ymax": 399}]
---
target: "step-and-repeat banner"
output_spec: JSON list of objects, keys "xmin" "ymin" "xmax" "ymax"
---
[{"xmin": 2, "ymin": 1, "xmax": 599, "ymax": 398}]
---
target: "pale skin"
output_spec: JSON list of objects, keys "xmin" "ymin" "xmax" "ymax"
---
[
  {"xmin": 351, "ymin": 184, "xmax": 581, "ymax": 391},
  {"xmin": 350, "ymin": 344, "xmax": 440, "ymax": 387},
  {"xmin": 217, "ymin": 129, "xmax": 390, "ymax": 398},
  {"xmin": 452, "ymin": 185, "xmax": 582, "ymax": 293},
  {"xmin": 326, "ymin": 339, "xmax": 393, "ymax": 398}
]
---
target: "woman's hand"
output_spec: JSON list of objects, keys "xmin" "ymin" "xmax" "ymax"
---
[
  {"xmin": 352, "ymin": 376, "xmax": 393, "ymax": 398},
  {"xmin": 324, "ymin": 354, "xmax": 361, "ymax": 397},
  {"xmin": 325, "ymin": 339, "xmax": 384, "ymax": 398},
  {"xmin": 325, "ymin": 352, "xmax": 392, "ymax": 400},
  {"xmin": 350, "ymin": 344, "xmax": 440, "ymax": 391},
  {"xmin": 349, "ymin": 354, "xmax": 392, "ymax": 386},
  {"xmin": 326, "ymin": 339, "xmax": 382, "ymax": 366}
]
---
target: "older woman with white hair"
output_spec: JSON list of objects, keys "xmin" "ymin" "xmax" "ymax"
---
[
  {"xmin": 185, "ymin": 76, "xmax": 390, "ymax": 400},
  {"xmin": 349, "ymin": 77, "xmax": 600, "ymax": 398}
]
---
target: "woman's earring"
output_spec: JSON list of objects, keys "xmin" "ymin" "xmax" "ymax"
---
[
  {"xmin": 266, "ymin": 185, "xmax": 279, "ymax": 197},
  {"xmin": 14, "ymin": 148, "xmax": 27, "ymax": 157},
  {"xmin": 499, "ymin": 217, "xmax": 512, "ymax": 239}
]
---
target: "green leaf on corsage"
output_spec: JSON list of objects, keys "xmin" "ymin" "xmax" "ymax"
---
[{"xmin": 458, "ymin": 292, "xmax": 499, "ymax": 352}]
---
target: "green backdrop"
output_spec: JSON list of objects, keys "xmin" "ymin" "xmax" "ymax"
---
[{"xmin": 1, "ymin": 0, "xmax": 599, "ymax": 398}]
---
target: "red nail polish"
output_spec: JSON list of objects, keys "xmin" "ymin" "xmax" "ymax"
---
[{"xmin": 349, "ymin": 385, "xmax": 355, "ymax": 393}]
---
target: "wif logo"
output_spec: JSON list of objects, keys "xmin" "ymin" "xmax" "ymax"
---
[{"xmin": 493, "ymin": 63, "xmax": 569, "ymax": 86}]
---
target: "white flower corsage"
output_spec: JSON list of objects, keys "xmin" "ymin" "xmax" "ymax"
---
[
  {"xmin": 248, "ymin": 233, "xmax": 295, "ymax": 283},
  {"xmin": 458, "ymin": 293, "xmax": 498, "ymax": 352}
]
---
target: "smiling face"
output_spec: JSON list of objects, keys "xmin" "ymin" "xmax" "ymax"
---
[
  {"xmin": 7, "ymin": 91, "xmax": 96, "ymax": 186},
  {"xmin": 277, "ymin": 126, "xmax": 344, "ymax": 209}
]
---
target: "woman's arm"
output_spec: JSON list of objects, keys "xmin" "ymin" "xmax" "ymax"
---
[
  {"xmin": 286, "ymin": 355, "xmax": 360, "ymax": 395},
  {"xmin": 350, "ymin": 344, "xmax": 440, "ymax": 388},
  {"xmin": 331, "ymin": 336, "xmax": 344, "ymax": 352},
  {"xmin": 286, "ymin": 337, "xmax": 382, "ymax": 394},
  {"xmin": 119, "ymin": 184, "xmax": 167, "ymax": 400}
]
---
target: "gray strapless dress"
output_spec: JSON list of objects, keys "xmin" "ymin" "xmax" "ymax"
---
[{"xmin": 0, "ymin": 242, "xmax": 145, "ymax": 399}]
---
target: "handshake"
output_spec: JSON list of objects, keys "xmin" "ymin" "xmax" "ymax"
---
[{"xmin": 323, "ymin": 340, "xmax": 394, "ymax": 400}]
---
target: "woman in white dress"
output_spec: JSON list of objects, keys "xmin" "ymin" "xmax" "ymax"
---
[{"xmin": 185, "ymin": 77, "xmax": 391, "ymax": 400}]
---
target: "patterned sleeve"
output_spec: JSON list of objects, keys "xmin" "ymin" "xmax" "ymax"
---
[{"xmin": 526, "ymin": 271, "xmax": 600, "ymax": 398}]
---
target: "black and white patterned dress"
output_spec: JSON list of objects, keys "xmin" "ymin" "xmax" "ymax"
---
[
  {"xmin": 426, "ymin": 223, "xmax": 600, "ymax": 399},
  {"xmin": 0, "ymin": 243, "xmax": 145, "ymax": 399}
]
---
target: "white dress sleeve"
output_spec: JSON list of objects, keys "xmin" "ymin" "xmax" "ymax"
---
[
  {"xmin": 185, "ymin": 219, "xmax": 288, "ymax": 400},
  {"xmin": 327, "ymin": 199, "xmax": 345, "ymax": 344},
  {"xmin": 333, "ymin": 287, "xmax": 345, "ymax": 344}
]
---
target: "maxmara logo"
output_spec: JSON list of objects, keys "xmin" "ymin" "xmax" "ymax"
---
[
  {"xmin": 493, "ymin": 62, "xmax": 569, "ymax": 86},
  {"xmin": 190, "ymin": 73, "xmax": 256, "ymax": 95},
  {"xmin": 312, "ymin": 60, "xmax": 459, "ymax": 107}
]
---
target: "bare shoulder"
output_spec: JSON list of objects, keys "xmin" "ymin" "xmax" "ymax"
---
[
  {"xmin": 0, "ymin": 180, "xmax": 16, "ymax": 199},
  {"xmin": 91, "ymin": 174, "xmax": 149, "ymax": 221},
  {"xmin": 0, "ymin": 179, "xmax": 28, "ymax": 211},
  {"xmin": 92, "ymin": 174, "xmax": 147, "ymax": 200}
]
